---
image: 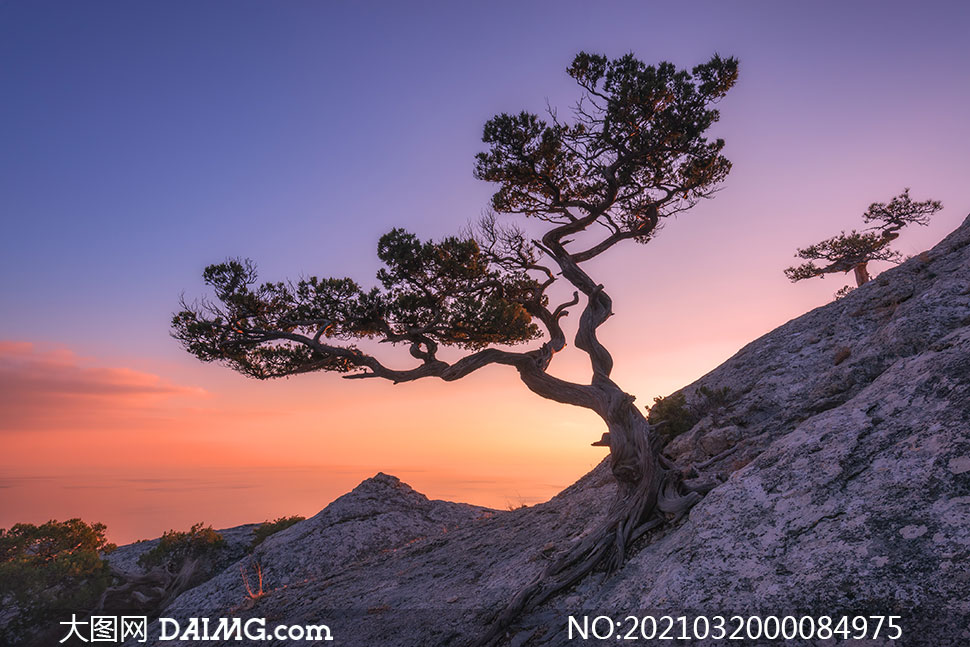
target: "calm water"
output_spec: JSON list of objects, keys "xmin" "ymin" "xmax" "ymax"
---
[{"xmin": 0, "ymin": 466, "xmax": 567, "ymax": 544}]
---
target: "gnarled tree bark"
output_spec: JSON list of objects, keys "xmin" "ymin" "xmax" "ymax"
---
[{"xmin": 471, "ymin": 384, "xmax": 703, "ymax": 647}]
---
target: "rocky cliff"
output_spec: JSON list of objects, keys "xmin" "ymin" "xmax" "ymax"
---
[{"xmin": 124, "ymin": 215, "xmax": 970, "ymax": 646}]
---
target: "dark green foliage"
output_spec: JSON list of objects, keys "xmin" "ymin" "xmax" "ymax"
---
[
  {"xmin": 834, "ymin": 285, "xmax": 855, "ymax": 300},
  {"xmin": 137, "ymin": 523, "xmax": 225, "ymax": 573},
  {"xmin": 785, "ymin": 230, "xmax": 898, "ymax": 281},
  {"xmin": 251, "ymin": 516, "xmax": 305, "ymax": 549},
  {"xmin": 648, "ymin": 393, "xmax": 697, "ymax": 442},
  {"xmin": 173, "ymin": 230, "xmax": 541, "ymax": 379},
  {"xmin": 175, "ymin": 53, "xmax": 740, "ymax": 638},
  {"xmin": 648, "ymin": 386, "xmax": 735, "ymax": 442},
  {"xmin": 0, "ymin": 519, "xmax": 116, "ymax": 645},
  {"xmin": 860, "ymin": 189, "xmax": 941, "ymax": 231},
  {"xmin": 172, "ymin": 260, "xmax": 383, "ymax": 378},
  {"xmin": 786, "ymin": 189, "xmax": 942, "ymax": 283},
  {"xmin": 375, "ymin": 229, "xmax": 541, "ymax": 348},
  {"xmin": 175, "ymin": 51, "xmax": 738, "ymax": 388},
  {"xmin": 475, "ymin": 52, "xmax": 737, "ymax": 232}
]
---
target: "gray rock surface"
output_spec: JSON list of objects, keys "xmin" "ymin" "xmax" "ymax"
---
[
  {"xmin": 129, "ymin": 473, "xmax": 494, "ymax": 645},
  {"xmin": 105, "ymin": 522, "xmax": 259, "ymax": 576},
  {"xmin": 131, "ymin": 215, "xmax": 970, "ymax": 646}
]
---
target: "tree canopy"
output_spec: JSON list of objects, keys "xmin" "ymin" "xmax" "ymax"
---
[{"xmin": 174, "ymin": 52, "xmax": 738, "ymax": 400}]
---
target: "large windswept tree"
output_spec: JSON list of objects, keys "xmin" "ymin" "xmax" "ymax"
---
[
  {"xmin": 785, "ymin": 189, "xmax": 942, "ymax": 288},
  {"xmin": 175, "ymin": 52, "xmax": 738, "ymax": 636}
]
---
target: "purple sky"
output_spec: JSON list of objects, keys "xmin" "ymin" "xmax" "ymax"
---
[{"xmin": 2, "ymin": 2, "xmax": 968, "ymax": 355}]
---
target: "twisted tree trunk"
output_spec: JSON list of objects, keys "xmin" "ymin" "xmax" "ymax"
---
[
  {"xmin": 472, "ymin": 383, "xmax": 701, "ymax": 647},
  {"xmin": 853, "ymin": 262, "xmax": 871, "ymax": 286},
  {"xmin": 469, "ymin": 221, "xmax": 713, "ymax": 645},
  {"xmin": 601, "ymin": 393, "xmax": 702, "ymax": 565}
]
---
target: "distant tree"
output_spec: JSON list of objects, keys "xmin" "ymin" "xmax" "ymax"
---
[
  {"xmin": 785, "ymin": 189, "xmax": 942, "ymax": 288},
  {"xmin": 175, "ymin": 51, "xmax": 738, "ymax": 637}
]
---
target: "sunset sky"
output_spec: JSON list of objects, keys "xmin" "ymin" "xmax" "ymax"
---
[{"xmin": 2, "ymin": 1, "xmax": 969, "ymax": 543}]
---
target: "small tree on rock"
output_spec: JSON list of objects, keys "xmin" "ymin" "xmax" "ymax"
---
[
  {"xmin": 785, "ymin": 189, "xmax": 942, "ymax": 289},
  {"xmin": 174, "ymin": 51, "xmax": 738, "ymax": 641},
  {"xmin": 0, "ymin": 519, "xmax": 116, "ymax": 646}
]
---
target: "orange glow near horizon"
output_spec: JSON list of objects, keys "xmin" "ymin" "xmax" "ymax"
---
[{"xmin": 0, "ymin": 328, "xmax": 755, "ymax": 543}]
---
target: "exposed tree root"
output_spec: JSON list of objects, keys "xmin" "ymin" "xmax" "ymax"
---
[
  {"xmin": 97, "ymin": 557, "xmax": 204, "ymax": 617},
  {"xmin": 471, "ymin": 461, "xmax": 711, "ymax": 647}
]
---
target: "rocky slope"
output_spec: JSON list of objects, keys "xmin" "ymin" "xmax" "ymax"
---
[
  {"xmin": 106, "ymin": 522, "xmax": 260, "ymax": 576},
  {"xmin": 153, "ymin": 473, "xmax": 492, "ymax": 623},
  {"xmin": 127, "ymin": 215, "xmax": 970, "ymax": 646}
]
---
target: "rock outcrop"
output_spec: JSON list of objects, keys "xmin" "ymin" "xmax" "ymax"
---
[
  {"xmin": 129, "ymin": 473, "xmax": 494, "ymax": 644},
  {"xmin": 127, "ymin": 216, "xmax": 970, "ymax": 646},
  {"xmin": 105, "ymin": 522, "xmax": 259, "ymax": 576}
]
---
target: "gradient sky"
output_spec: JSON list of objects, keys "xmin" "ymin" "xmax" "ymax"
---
[{"xmin": 2, "ymin": 1, "xmax": 969, "ymax": 543}]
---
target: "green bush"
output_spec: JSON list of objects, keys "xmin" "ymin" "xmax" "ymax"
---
[
  {"xmin": 648, "ymin": 386, "xmax": 735, "ymax": 443},
  {"xmin": 648, "ymin": 392, "xmax": 697, "ymax": 442},
  {"xmin": 251, "ymin": 516, "xmax": 305, "ymax": 549},
  {"xmin": 137, "ymin": 523, "xmax": 224, "ymax": 572},
  {"xmin": 0, "ymin": 519, "xmax": 116, "ymax": 645}
]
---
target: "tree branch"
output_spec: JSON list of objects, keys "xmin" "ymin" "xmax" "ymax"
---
[{"xmin": 221, "ymin": 325, "xmax": 600, "ymax": 411}]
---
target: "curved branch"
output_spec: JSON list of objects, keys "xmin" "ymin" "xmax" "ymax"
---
[
  {"xmin": 574, "ymin": 284, "xmax": 614, "ymax": 382},
  {"xmin": 228, "ymin": 327, "xmax": 601, "ymax": 412},
  {"xmin": 539, "ymin": 216, "xmax": 618, "ymax": 384},
  {"xmin": 551, "ymin": 292, "xmax": 580, "ymax": 320},
  {"xmin": 569, "ymin": 205, "xmax": 660, "ymax": 262}
]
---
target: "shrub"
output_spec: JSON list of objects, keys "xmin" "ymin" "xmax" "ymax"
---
[
  {"xmin": 137, "ymin": 523, "xmax": 225, "ymax": 573},
  {"xmin": 251, "ymin": 516, "xmax": 305, "ymax": 549},
  {"xmin": 648, "ymin": 386, "xmax": 735, "ymax": 442},
  {"xmin": 834, "ymin": 285, "xmax": 855, "ymax": 300},
  {"xmin": 0, "ymin": 519, "xmax": 116, "ymax": 645},
  {"xmin": 648, "ymin": 393, "xmax": 697, "ymax": 442}
]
